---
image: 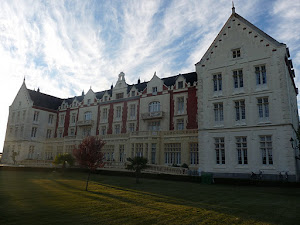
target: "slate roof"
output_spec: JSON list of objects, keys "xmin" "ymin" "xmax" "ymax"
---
[
  {"xmin": 27, "ymin": 72, "xmax": 197, "ymax": 110},
  {"xmin": 28, "ymin": 89, "xmax": 63, "ymax": 110}
]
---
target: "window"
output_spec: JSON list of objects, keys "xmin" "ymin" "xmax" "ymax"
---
[
  {"xmin": 103, "ymin": 145, "xmax": 114, "ymax": 161},
  {"xmin": 17, "ymin": 111, "xmax": 20, "ymax": 122},
  {"xmin": 130, "ymin": 104, "xmax": 136, "ymax": 119},
  {"xmin": 45, "ymin": 151, "xmax": 53, "ymax": 160},
  {"xmin": 11, "ymin": 112, "xmax": 15, "ymax": 123},
  {"xmin": 190, "ymin": 143, "xmax": 199, "ymax": 165},
  {"xmin": 101, "ymin": 126, "xmax": 106, "ymax": 135},
  {"xmin": 129, "ymin": 123, "xmax": 135, "ymax": 132},
  {"xmin": 149, "ymin": 101, "xmax": 160, "ymax": 112},
  {"xmin": 148, "ymin": 121, "xmax": 160, "ymax": 131},
  {"xmin": 83, "ymin": 127, "xmax": 91, "ymax": 137},
  {"xmin": 31, "ymin": 127, "xmax": 37, "ymax": 138},
  {"xmin": 15, "ymin": 126, "xmax": 18, "ymax": 137},
  {"xmin": 115, "ymin": 124, "xmax": 120, "ymax": 134},
  {"xmin": 48, "ymin": 114, "xmax": 54, "ymax": 124},
  {"xmin": 116, "ymin": 106, "xmax": 122, "ymax": 119},
  {"xmin": 84, "ymin": 111, "xmax": 92, "ymax": 121},
  {"xmin": 71, "ymin": 113, "xmax": 76, "ymax": 124},
  {"xmin": 58, "ymin": 129, "xmax": 63, "ymax": 138},
  {"xmin": 215, "ymin": 138, "xmax": 225, "ymax": 164},
  {"xmin": 164, "ymin": 143, "xmax": 181, "ymax": 165},
  {"xmin": 213, "ymin": 74, "xmax": 222, "ymax": 92},
  {"xmin": 151, "ymin": 143, "xmax": 156, "ymax": 164},
  {"xmin": 235, "ymin": 100, "xmax": 245, "ymax": 121},
  {"xmin": 119, "ymin": 145, "xmax": 125, "ymax": 162},
  {"xmin": 233, "ymin": 69, "xmax": 243, "ymax": 88},
  {"xmin": 260, "ymin": 135, "xmax": 273, "ymax": 165},
  {"xmin": 177, "ymin": 119, "xmax": 184, "ymax": 130},
  {"xmin": 46, "ymin": 129, "xmax": 52, "ymax": 138},
  {"xmin": 87, "ymin": 99, "xmax": 91, "ymax": 104},
  {"xmin": 104, "ymin": 96, "xmax": 108, "ymax": 101},
  {"xmin": 255, "ymin": 65, "xmax": 267, "ymax": 85},
  {"xmin": 60, "ymin": 114, "xmax": 65, "ymax": 125},
  {"xmin": 136, "ymin": 143, "xmax": 143, "ymax": 157},
  {"xmin": 20, "ymin": 126, "xmax": 24, "ymax": 137},
  {"xmin": 131, "ymin": 91, "xmax": 135, "ymax": 97},
  {"xmin": 232, "ymin": 49, "xmax": 241, "ymax": 58},
  {"xmin": 257, "ymin": 97, "xmax": 269, "ymax": 119},
  {"xmin": 22, "ymin": 110, "xmax": 26, "ymax": 120},
  {"xmin": 56, "ymin": 146, "xmax": 63, "ymax": 156},
  {"xmin": 102, "ymin": 108, "xmax": 108, "ymax": 121},
  {"xmin": 33, "ymin": 111, "xmax": 39, "ymax": 122},
  {"xmin": 236, "ymin": 137, "xmax": 247, "ymax": 164},
  {"xmin": 178, "ymin": 81, "xmax": 183, "ymax": 89},
  {"xmin": 177, "ymin": 97, "xmax": 184, "ymax": 114},
  {"xmin": 116, "ymin": 93, "xmax": 124, "ymax": 99},
  {"xmin": 28, "ymin": 146, "xmax": 35, "ymax": 159},
  {"xmin": 152, "ymin": 86, "xmax": 158, "ymax": 94},
  {"xmin": 70, "ymin": 128, "xmax": 75, "ymax": 136},
  {"xmin": 214, "ymin": 103, "xmax": 224, "ymax": 122}
]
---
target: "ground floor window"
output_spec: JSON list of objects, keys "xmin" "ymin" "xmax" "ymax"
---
[
  {"xmin": 151, "ymin": 143, "xmax": 156, "ymax": 164},
  {"xmin": 28, "ymin": 146, "xmax": 35, "ymax": 159},
  {"xmin": 260, "ymin": 135, "xmax": 273, "ymax": 165},
  {"xmin": 236, "ymin": 137, "xmax": 247, "ymax": 164},
  {"xmin": 119, "ymin": 145, "xmax": 125, "ymax": 162},
  {"xmin": 135, "ymin": 143, "xmax": 143, "ymax": 157},
  {"xmin": 103, "ymin": 145, "xmax": 114, "ymax": 161},
  {"xmin": 190, "ymin": 143, "xmax": 198, "ymax": 165},
  {"xmin": 164, "ymin": 143, "xmax": 181, "ymax": 165},
  {"xmin": 215, "ymin": 137, "xmax": 225, "ymax": 164},
  {"xmin": 56, "ymin": 146, "xmax": 63, "ymax": 156}
]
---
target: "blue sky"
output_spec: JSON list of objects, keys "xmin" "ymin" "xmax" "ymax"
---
[{"xmin": 0, "ymin": 0, "xmax": 300, "ymax": 152}]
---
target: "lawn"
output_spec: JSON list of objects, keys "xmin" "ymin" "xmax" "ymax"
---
[{"xmin": 0, "ymin": 169, "xmax": 299, "ymax": 225}]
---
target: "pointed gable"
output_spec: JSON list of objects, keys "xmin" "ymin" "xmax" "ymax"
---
[{"xmin": 147, "ymin": 72, "xmax": 164, "ymax": 94}]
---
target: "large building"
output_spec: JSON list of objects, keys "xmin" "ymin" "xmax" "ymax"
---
[{"xmin": 2, "ymin": 7, "xmax": 300, "ymax": 181}]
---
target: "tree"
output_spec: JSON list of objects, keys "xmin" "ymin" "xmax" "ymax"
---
[
  {"xmin": 11, "ymin": 150, "xmax": 19, "ymax": 165},
  {"xmin": 73, "ymin": 136, "xmax": 106, "ymax": 191},
  {"xmin": 126, "ymin": 156, "xmax": 148, "ymax": 183},
  {"xmin": 53, "ymin": 153, "xmax": 75, "ymax": 169}
]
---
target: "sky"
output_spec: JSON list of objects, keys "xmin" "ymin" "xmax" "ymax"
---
[{"xmin": 0, "ymin": 0, "xmax": 300, "ymax": 153}]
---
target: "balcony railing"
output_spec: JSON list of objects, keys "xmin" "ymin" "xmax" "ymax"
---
[
  {"xmin": 77, "ymin": 120, "xmax": 94, "ymax": 126},
  {"xmin": 141, "ymin": 111, "xmax": 164, "ymax": 120}
]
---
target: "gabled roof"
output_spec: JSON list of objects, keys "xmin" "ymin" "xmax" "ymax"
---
[{"xmin": 28, "ymin": 89, "xmax": 63, "ymax": 110}]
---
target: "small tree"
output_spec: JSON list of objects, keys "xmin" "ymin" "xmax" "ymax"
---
[
  {"xmin": 126, "ymin": 156, "xmax": 148, "ymax": 183},
  {"xmin": 73, "ymin": 136, "xmax": 106, "ymax": 191},
  {"xmin": 53, "ymin": 153, "xmax": 75, "ymax": 169},
  {"xmin": 11, "ymin": 150, "xmax": 19, "ymax": 165}
]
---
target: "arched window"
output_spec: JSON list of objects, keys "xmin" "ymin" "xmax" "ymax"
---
[
  {"xmin": 149, "ymin": 101, "xmax": 160, "ymax": 112},
  {"xmin": 84, "ymin": 111, "xmax": 92, "ymax": 121}
]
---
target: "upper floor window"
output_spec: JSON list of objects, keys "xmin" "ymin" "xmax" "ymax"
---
[
  {"xmin": 31, "ymin": 127, "xmax": 37, "ymax": 138},
  {"xmin": 115, "ymin": 124, "xmax": 121, "ymax": 134},
  {"xmin": 178, "ymin": 81, "xmax": 183, "ymax": 89},
  {"xmin": 11, "ymin": 112, "xmax": 15, "ymax": 123},
  {"xmin": 232, "ymin": 49, "xmax": 241, "ymax": 58},
  {"xmin": 131, "ymin": 91, "xmax": 135, "ymax": 97},
  {"xmin": 87, "ymin": 99, "xmax": 91, "ymax": 104},
  {"xmin": 102, "ymin": 108, "xmax": 108, "ymax": 120},
  {"xmin": 22, "ymin": 110, "xmax": 26, "ymax": 120},
  {"xmin": 59, "ymin": 114, "xmax": 65, "ymax": 125},
  {"xmin": 213, "ymin": 74, "xmax": 222, "ymax": 92},
  {"xmin": 46, "ymin": 129, "xmax": 52, "ymax": 138},
  {"xmin": 116, "ymin": 106, "xmax": 122, "ymax": 119},
  {"xmin": 101, "ymin": 126, "xmax": 106, "ymax": 135},
  {"xmin": 58, "ymin": 129, "xmax": 63, "ymax": 138},
  {"xmin": 148, "ymin": 121, "xmax": 160, "ymax": 131},
  {"xmin": 235, "ymin": 100, "xmax": 245, "ymax": 121},
  {"xmin": 177, "ymin": 97, "xmax": 184, "ymax": 114},
  {"xmin": 130, "ymin": 104, "xmax": 136, "ymax": 119},
  {"xmin": 71, "ymin": 113, "xmax": 76, "ymax": 123},
  {"xmin": 233, "ymin": 69, "xmax": 243, "ymax": 88},
  {"xmin": 260, "ymin": 135, "xmax": 273, "ymax": 165},
  {"xmin": 70, "ymin": 128, "xmax": 75, "ymax": 136},
  {"xmin": 255, "ymin": 65, "xmax": 266, "ymax": 85},
  {"xmin": 48, "ymin": 114, "xmax": 54, "ymax": 124},
  {"xmin": 116, "ymin": 93, "xmax": 124, "ymax": 99},
  {"xmin": 149, "ymin": 101, "xmax": 160, "ymax": 112},
  {"xmin": 17, "ymin": 112, "xmax": 20, "ymax": 122},
  {"xmin": 129, "ymin": 123, "xmax": 135, "ymax": 132},
  {"xmin": 214, "ymin": 103, "xmax": 224, "ymax": 122},
  {"xmin": 257, "ymin": 97, "xmax": 269, "ymax": 119},
  {"xmin": 152, "ymin": 87, "xmax": 158, "ymax": 94},
  {"xmin": 177, "ymin": 119, "xmax": 184, "ymax": 130},
  {"xmin": 33, "ymin": 111, "xmax": 39, "ymax": 122},
  {"xmin": 84, "ymin": 111, "xmax": 92, "ymax": 121},
  {"xmin": 104, "ymin": 96, "xmax": 108, "ymax": 101}
]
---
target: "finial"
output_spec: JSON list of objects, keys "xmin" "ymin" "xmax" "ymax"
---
[
  {"xmin": 90, "ymin": 86, "xmax": 92, "ymax": 90},
  {"xmin": 232, "ymin": 1, "xmax": 235, "ymax": 14},
  {"xmin": 37, "ymin": 87, "xmax": 40, "ymax": 92},
  {"xmin": 82, "ymin": 90, "xmax": 84, "ymax": 96},
  {"xmin": 154, "ymin": 71, "xmax": 156, "ymax": 76},
  {"xmin": 23, "ymin": 76, "xmax": 25, "ymax": 83}
]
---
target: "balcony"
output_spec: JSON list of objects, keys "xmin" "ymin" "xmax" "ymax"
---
[
  {"xmin": 141, "ymin": 111, "xmax": 164, "ymax": 120},
  {"xmin": 77, "ymin": 120, "xmax": 94, "ymax": 126}
]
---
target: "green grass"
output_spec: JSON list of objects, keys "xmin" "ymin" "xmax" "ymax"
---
[{"xmin": 0, "ymin": 170, "xmax": 299, "ymax": 225}]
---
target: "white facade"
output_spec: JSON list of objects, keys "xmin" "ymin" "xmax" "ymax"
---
[{"xmin": 196, "ymin": 9, "xmax": 299, "ymax": 181}]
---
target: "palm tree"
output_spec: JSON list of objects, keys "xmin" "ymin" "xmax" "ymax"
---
[{"xmin": 126, "ymin": 156, "xmax": 148, "ymax": 183}]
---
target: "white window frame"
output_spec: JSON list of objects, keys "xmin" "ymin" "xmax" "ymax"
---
[
  {"xmin": 233, "ymin": 69, "xmax": 243, "ymax": 89},
  {"xmin": 255, "ymin": 65, "xmax": 267, "ymax": 85},
  {"xmin": 215, "ymin": 137, "xmax": 225, "ymax": 164},
  {"xmin": 213, "ymin": 74, "xmax": 222, "ymax": 92},
  {"xmin": 260, "ymin": 135, "xmax": 273, "ymax": 165},
  {"xmin": 236, "ymin": 137, "xmax": 247, "ymax": 165}
]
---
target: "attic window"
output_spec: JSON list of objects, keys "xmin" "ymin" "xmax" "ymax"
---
[
  {"xmin": 87, "ymin": 99, "xmax": 91, "ymax": 104},
  {"xmin": 116, "ymin": 93, "xmax": 124, "ymax": 99},
  {"xmin": 104, "ymin": 96, "xmax": 108, "ymax": 101},
  {"xmin": 131, "ymin": 91, "xmax": 135, "ymax": 97},
  {"xmin": 178, "ymin": 81, "xmax": 183, "ymax": 89},
  {"xmin": 152, "ymin": 87, "xmax": 157, "ymax": 94},
  {"xmin": 232, "ymin": 49, "xmax": 241, "ymax": 58},
  {"xmin": 249, "ymin": 31, "xmax": 252, "ymax": 34},
  {"xmin": 243, "ymin": 27, "xmax": 246, "ymax": 30}
]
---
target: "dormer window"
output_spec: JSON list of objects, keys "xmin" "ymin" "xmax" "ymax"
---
[
  {"xmin": 116, "ymin": 93, "xmax": 124, "ymax": 99},
  {"xmin": 131, "ymin": 91, "xmax": 135, "ymax": 97},
  {"xmin": 104, "ymin": 96, "xmax": 108, "ymax": 101},
  {"xmin": 232, "ymin": 49, "xmax": 241, "ymax": 58},
  {"xmin": 87, "ymin": 99, "xmax": 91, "ymax": 104},
  {"xmin": 178, "ymin": 81, "xmax": 183, "ymax": 89},
  {"xmin": 152, "ymin": 87, "xmax": 157, "ymax": 94}
]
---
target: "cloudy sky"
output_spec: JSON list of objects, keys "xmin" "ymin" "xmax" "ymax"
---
[{"xmin": 0, "ymin": 0, "xmax": 300, "ymax": 152}]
